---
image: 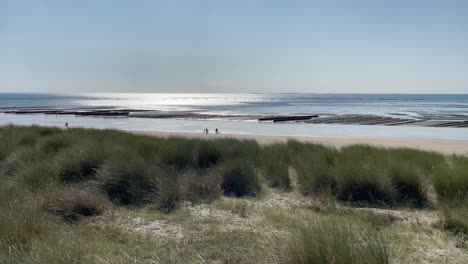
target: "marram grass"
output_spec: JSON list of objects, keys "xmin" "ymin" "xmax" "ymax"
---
[{"xmin": 0, "ymin": 125, "xmax": 467, "ymax": 263}]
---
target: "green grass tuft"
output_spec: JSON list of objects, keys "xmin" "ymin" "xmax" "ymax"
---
[
  {"xmin": 54, "ymin": 142, "xmax": 106, "ymax": 183},
  {"xmin": 258, "ymin": 144, "xmax": 291, "ymax": 190},
  {"xmin": 433, "ymin": 156, "xmax": 468, "ymax": 202},
  {"xmin": 282, "ymin": 216, "xmax": 390, "ymax": 264},
  {"xmin": 220, "ymin": 160, "xmax": 261, "ymax": 197},
  {"xmin": 99, "ymin": 156, "xmax": 159, "ymax": 206}
]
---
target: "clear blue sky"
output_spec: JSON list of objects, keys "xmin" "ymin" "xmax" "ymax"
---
[{"xmin": 1, "ymin": 0, "xmax": 468, "ymax": 93}]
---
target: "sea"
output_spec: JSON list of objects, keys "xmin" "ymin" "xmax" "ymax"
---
[{"xmin": 1, "ymin": 93, "xmax": 468, "ymax": 140}]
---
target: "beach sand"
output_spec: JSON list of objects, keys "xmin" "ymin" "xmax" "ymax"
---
[{"xmin": 130, "ymin": 130, "xmax": 468, "ymax": 155}]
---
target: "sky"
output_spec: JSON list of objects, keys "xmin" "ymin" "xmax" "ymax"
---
[{"xmin": 1, "ymin": 0, "xmax": 468, "ymax": 94}]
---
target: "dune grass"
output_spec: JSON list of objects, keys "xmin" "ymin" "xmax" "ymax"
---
[
  {"xmin": 258, "ymin": 144, "xmax": 291, "ymax": 190},
  {"xmin": 43, "ymin": 188, "xmax": 105, "ymax": 222},
  {"xmin": 291, "ymin": 144, "xmax": 448, "ymax": 207},
  {"xmin": 436, "ymin": 194, "xmax": 468, "ymax": 236},
  {"xmin": 1, "ymin": 125, "xmax": 466, "ymax": 209},
  {"xmin": 282, "ymin": 216, "xmax": 389, "ymax": 264},
  {"xmin": 438, "ymin": 203, "xmax": 468, "ymax": 235},
  {"xmin": 0, "ymin": 125, "xmax": 467, "ymax": 263},
  {"xmin": 54, "ymin": 141, "xmax": 106, "ymax": 183},
  {"xmin": 433, "ymin": 156, "xmax": 468, "ymax": 202},
  {"xmin": 220, "ymin": 160, "xmax": 261, "ymax": 197},
  {"xmin": 98, "ymin": 155, "xmax": 160, "ymax": 206}
]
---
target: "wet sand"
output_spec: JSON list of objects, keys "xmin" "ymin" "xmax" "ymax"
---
[
  {"xmin": 130, "ymin": 130, "xmax": 468, "ymax": 155},
  {"xmin": 2, "ymin": 107, "xmax": 468, "ymax": 128}
]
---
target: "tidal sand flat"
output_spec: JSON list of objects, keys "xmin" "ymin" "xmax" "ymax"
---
[
  {"xmin": 1, "ymin": 126, "xmax": 467, "ymax": 263},
  {"xmin": 2, "ymin": 93, "xmax": 468, "ymax": 128}
]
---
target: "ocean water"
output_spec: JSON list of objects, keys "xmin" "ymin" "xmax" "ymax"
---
[
  {"xmin": 1, "ymin": 93, "xmax": 468, "ymax": 120},
  {"xmin": 1, "ymin": 93, "xmax": 468, "ymax": 140}
]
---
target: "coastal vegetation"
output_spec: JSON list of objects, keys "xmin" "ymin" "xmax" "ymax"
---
[{"xmin": 0, "ymin": 125, "xmax": 467, "ymax": 263}]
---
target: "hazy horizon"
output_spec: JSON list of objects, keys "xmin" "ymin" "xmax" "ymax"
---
[
  {"xmin": 2, "ymin": 92, "xmax": 468, "ymax": 95},
  {"xmin": 2, "ymin": 1, "xmax": 468, "ymax": 94}
]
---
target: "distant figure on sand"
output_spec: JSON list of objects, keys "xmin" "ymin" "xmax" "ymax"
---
[
  {"xmin": 65, "ymin": 122, "xmax": 68, "ymax": 128},
  {"xmin": 205, "ymin": 128, "xmax": 209, "ymax": 134},
  {"xmin": 215, "ymin": 128, "xmax": 219, "ymax": 134}
]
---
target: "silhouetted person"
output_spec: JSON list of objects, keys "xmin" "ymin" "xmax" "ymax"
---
[
  {"xmin": 215, "ymin": 128, "xmax": 219, "ymax": 134},
  {"xmin": 65, "ymin": 122, "xmax": 69, "ymax": 128}
]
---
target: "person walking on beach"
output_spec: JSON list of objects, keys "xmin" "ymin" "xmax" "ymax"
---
[
  {"xmin": 205, "ymin": 128, "xmax": 209, "ymax": 134},
  {"xmin": 65, "ymin": 122, "xmax": 69, "ymax": 128},
  {"xmin": 215, "ymin": 128, "xmax": 219, "ymax": 134}
]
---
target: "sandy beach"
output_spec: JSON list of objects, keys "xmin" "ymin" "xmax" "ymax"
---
[{"xmin": 130, "ymin": 130, "xmax": 468, "ymax": 155}]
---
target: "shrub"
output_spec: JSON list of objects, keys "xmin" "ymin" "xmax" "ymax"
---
[
  {"xmin": 44, "ymin": 189, "xmax": 105, "ymax": 222},
  {"xmin": 220, "ymin": 161, "xmax": 261, "ymax": 197},
  {"xmin": 283, "ymin": 217, "xmax": 389, "ymax": 264},
  {"xmin": 99, "ymin": 156, "xmax": 159, "ymax": 206}
]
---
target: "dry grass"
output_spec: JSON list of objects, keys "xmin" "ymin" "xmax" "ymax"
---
[
  {"xmin": 280, "ymin": 217, "xmax": 389, "ymax": 264},
  {"xmin": 43, "ymin": 188, "xmax": 106, "ymax": 222}
]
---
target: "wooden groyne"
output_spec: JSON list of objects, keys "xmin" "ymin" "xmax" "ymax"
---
[
  {"xmin": 258, "ymin": 115, "xmax": 318, "ymax": 122},
  {"xmin": 74, "ymin": 110, "xmax": 130, "ymax": 117},
  {"xmin": 432, "ymin": 120, "xmax": 468, "ymax": 128},
  {"xmin": 3, "ymin": 108, "xmax": 131, "ymax": 117},
  {"xmin": 304, "ymin": 115, "xmax": 468, "ymax": 128}
]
